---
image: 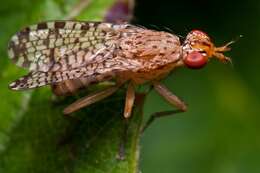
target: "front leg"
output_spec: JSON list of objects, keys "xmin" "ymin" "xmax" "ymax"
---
[{"xmin": 142, "ymin": 81, "xmax": 187, "ymax": 132}]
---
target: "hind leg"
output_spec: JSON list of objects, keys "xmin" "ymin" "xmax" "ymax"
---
[
  {"xmin": 63, "ymin": 86, "xmax": 120, "ymax": 114},
  {"xmin": 141, "ymin": 81, "xmax": 187, "ymax": 132}
]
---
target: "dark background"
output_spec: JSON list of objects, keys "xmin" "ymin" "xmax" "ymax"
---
[{"xmin": 134, "ymin": 0, "xmax": 260, "ymax": 173}]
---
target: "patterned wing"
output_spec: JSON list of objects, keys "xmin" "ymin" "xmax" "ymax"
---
[
  {"xmin": 8, "ymin": 20, "xmax": 145, "ymax": 90},
  {"xmin": 9, "ymin": 67, "xmax": 92, "ymax": 90},
  {"xmin": 9, "ymin": 55, "xmax": 142, "ymax": 90},
  {"xmin": 7, "ymin": 20, "xmax": 137, "ymax": 72}
]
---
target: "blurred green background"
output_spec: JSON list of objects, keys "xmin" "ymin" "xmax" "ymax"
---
[
  {"xmin": 136, "ymin": 0, "xmax": 260, "ymax": 173},
  {"xmin": 0, "ymin": 0, "xmax": 260, "ymax": 173}
]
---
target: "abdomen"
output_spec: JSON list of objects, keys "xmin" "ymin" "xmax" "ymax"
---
[{"xmin": 51, "ymin": 74, "xmax": 115, "ymax": 96}]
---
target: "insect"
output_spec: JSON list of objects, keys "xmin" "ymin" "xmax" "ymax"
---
[{"xmin": 8, "ymin": 20, "xmax": 233, "ymax": 121}]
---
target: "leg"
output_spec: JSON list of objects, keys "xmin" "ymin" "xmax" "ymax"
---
[
  {"xmin": 63, "ymin": 86, "xmax": 119, "ymax": 114},
  {"xmin": 123, "ymin": 82, "xmax": 136, "ymax": 118},
  {"xmin": 116, "ymin": 82, "xmax": 135, "ymax": 160},
  {"xmin": 141, "ymin": 110, "xmax": 183, "ymax": 133},
  {"xmin": 141, "ymin": 81, "xmax": 187, "ymax": 132}
]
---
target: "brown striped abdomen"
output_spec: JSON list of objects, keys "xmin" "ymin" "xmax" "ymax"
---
[
  {"xmin": 51, "ymin": 78, "xmax": 90, "ymax": 96},
  {"xmin": 51, "ymin": 74, "xmax": 115, "ymax": 96}
]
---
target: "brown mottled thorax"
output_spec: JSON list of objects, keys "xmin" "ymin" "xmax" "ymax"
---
[{"xmin": 116, "ymin": 29, "xmax": 182, "ymax": 84}]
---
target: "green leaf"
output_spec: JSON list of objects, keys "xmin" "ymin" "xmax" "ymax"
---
[
  {"xmin": 0, "ymin": 0, "xmax": 143, "ymax": 173},
  {"xmin": 0, "ymin": 88, "xmax": 144, "ymax": 173}
]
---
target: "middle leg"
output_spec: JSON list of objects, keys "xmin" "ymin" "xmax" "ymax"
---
[{"xmin": 117, "ymin": 82, "xmax": 136, "ymax": 160}]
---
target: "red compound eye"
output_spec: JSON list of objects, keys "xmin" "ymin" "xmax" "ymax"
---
[
  {"xmin": 191, "ymin": 30, "xmax": 208, "ymax": 36},
  {"xmin": 184, "ymin": 51, "xmax": 208, "ymax": 69}
]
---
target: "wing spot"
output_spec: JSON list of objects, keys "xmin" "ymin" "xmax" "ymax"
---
[
  {"xmin": 20, "ymin": 27, "xmax": 30, "ymax": 35},
  {"xmin": 37, "ymin": 22, "xmax": 48, "ymax": 30},
  {"xmin": 81, "ymin": 24, "xmax": 89, "ymax": 30},
  {"xmin": 54, "ymin": 21, "xmax": 66, "ymax": 29}
]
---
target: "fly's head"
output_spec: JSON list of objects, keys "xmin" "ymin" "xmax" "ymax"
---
[{"xmin": 182, "ymin": 30, "xmax": 233, "ymax": 69}]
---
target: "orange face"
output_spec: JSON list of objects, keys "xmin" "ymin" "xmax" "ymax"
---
[{"xmin": 182, "ymin": 30, "xmax": 233, "ymax": 69}]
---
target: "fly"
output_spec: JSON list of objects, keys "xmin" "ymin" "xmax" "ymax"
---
[{"xmin": 7, "ymin": 21, "xmax": 233, "ymax": 119}]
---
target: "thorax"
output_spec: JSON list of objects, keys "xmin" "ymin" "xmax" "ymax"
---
[{"xmin": 118, "ymin": 29, "xmax": 183, "ymax": 84}]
